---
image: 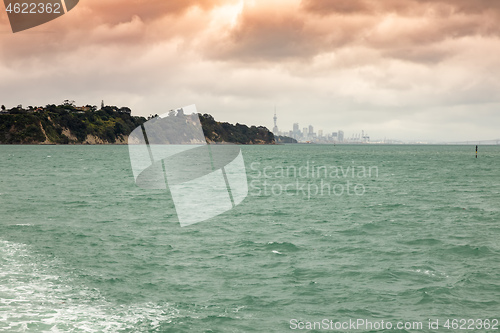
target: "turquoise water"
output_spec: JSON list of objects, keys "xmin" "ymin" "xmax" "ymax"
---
[{"xmin": 1, "ymin": 145, "xmax": 499, "ymax": 332}]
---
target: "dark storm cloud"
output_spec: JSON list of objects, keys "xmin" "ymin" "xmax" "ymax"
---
[
  {"xmin": 205, "ymin": 9, "xmax": 321, "ymax": 61},
  {"xmin": 201, "ymin": 0, "xmax": 500, "ymax": 65}
]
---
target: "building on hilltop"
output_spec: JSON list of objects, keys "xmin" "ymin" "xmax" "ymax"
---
[{"xmin": 75, "ymin": 106, "xmax": 91, "ymax": 113}]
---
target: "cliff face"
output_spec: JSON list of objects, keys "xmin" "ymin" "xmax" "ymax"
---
[{"xmin": 0, "ymin": 106, "xmax": 275, "ymax": 145}]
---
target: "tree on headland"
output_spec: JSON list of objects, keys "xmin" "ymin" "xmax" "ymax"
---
[{"xmin": 1, "ymin": 105, "xmax": 5, "ymax": 111}]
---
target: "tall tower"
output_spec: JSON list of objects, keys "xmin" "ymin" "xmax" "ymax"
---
[
  {"xmin": 101, "ymin": 100, "xmax": 105, "ymax": 110},
  {"xmin": 272, "ymin": 107, "xmax": 279, "ymax": 134}
]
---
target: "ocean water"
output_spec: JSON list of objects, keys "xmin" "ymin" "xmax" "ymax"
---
[{"xmin": 0, "ymin": 144, "xmax": 499, "ymax": 332}]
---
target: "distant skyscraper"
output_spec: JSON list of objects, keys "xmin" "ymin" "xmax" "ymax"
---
[
  {"xmin": 292, "ymin": 123, "xmax": 300, "ymax": 139},
  {"xmin": 272, "ymin": 109, "xmax": 279, "ymax": 134},
  {"xmin": 308, "ymin": 125, "xmax": 314, "ymax": 136},
  {"xmin": 338, "ymin": 130, "xmax": 344, "ymax": 142},
  {"xmin": 318, "ymin": 130, "xmax": 323, "ymax": 138}
]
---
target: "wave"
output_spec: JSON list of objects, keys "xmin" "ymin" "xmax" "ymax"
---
[
  {"xmin": 234, "ymin": 240, "xmax": 301, "ymax": 254},
  {"xmin": 265, "ymin": 241, "xmax": 301, "ymax": 253},
  {"xmin": 0, "ymin": 240, "xmax": 179, "ymax": 333},
  {"xmin": 400, "ymin": 238, "xmax": 444, "ymax": 246}
]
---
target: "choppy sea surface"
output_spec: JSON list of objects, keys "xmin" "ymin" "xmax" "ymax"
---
[{"xmin": 1, "ymin": 144, "xmax": 499, "ymax": 332}]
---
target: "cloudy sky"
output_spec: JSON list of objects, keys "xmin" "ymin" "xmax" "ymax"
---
[{"xmin": 1, "ymin": 0, "xmax": 499, "ymax": 142}]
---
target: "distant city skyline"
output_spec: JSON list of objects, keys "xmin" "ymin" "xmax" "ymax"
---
[
  {"xmin": 272, "ymin": 111, "xmax": 348, "ymax": 143},
  {"xmin": 270, "ymin": 110, "xmax": 500, "ymax": 144}
]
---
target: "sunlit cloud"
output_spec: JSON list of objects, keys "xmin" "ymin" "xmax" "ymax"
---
[{"xmin": 1, "ymin": 0, "xmax": 499, "ymax": 141}]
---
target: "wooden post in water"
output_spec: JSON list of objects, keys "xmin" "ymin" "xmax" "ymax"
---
[{"xmin": 476, "ymin": 145, "xmax": 478, "ymax": 158}]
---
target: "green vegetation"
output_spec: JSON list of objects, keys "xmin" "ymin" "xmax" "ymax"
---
[
  {"xmin": 0, "ymin": 104, "xmax": 275, "ymax": 145},
  {"xmin": 275, "ymin": 135, "xmax": 298, "ymax": 144},
  {"xmin": 199, "ymin": 114, "xmax": 274, "ymax": 144},
  {"xmin": 0, "ymin": 103, "xmax": 145, "ymax": 144}
]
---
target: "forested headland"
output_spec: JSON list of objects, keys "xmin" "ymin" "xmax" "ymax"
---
[{"xmin": 0, "ymin": 102, "xmax": 277, "ymax": 145}]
